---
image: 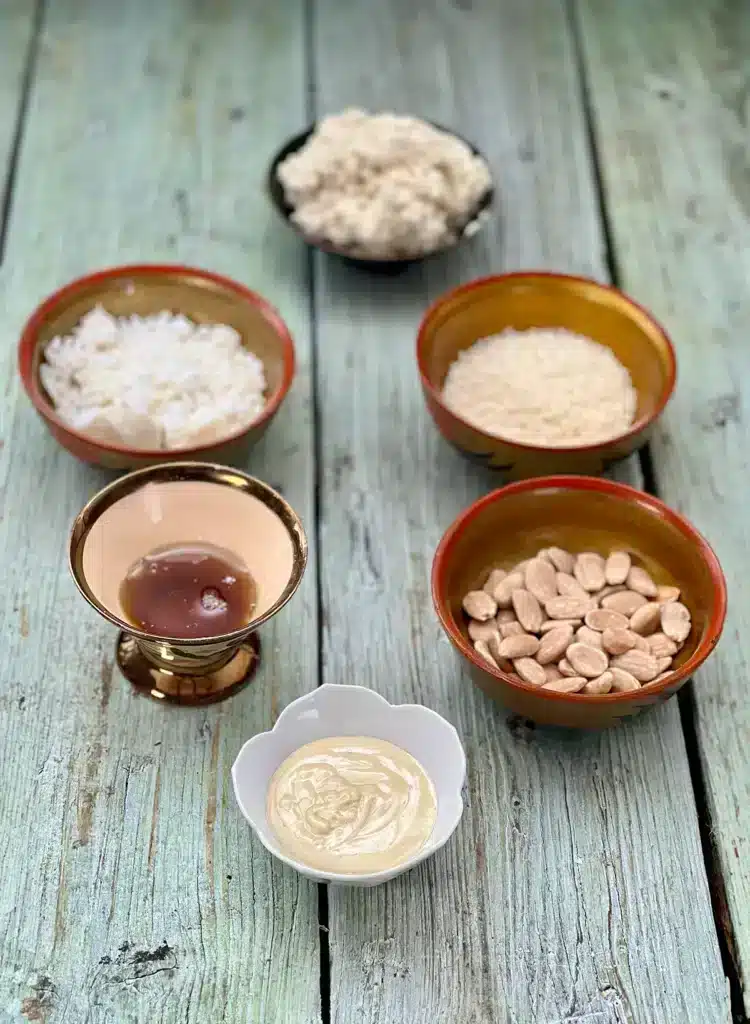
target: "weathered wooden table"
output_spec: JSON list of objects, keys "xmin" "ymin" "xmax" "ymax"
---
[{"xmin": 1, "ymin": 1, "xmax": 748, "ymax": 1021}]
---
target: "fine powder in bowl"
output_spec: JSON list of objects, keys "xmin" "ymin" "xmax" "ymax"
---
[
  {"xmin": 39, "ymin": 306, "xmax": 267, "ymax": 450},
  {"xmin": 441, "ymin": 328, "xmax": 638, "ymax": 447}
]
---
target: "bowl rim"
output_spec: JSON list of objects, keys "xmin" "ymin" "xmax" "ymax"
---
[
  {"xmin": 68, "ymin": 460, "xmax": 308, "ymax": 646},
  {"xmin": 231, "ymin": 683, "xmax": 467, "ymax": 883},
  {"xmin": 416, "ymin": 270, "xmax": 678, "ymax": 455},
  {"xmin": 18, "ymin": 262, "xmax": 296, "ymax": 458},
  {"xmin": 267, "ymin": 119, "xmax": 494, "ymax": 267},
  {"xmin": 431, "ymin": 474, "xmax": 727, "ymax": 704}
]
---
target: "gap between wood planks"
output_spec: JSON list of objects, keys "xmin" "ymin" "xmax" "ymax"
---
[
  {"xmin": 565, "ymin": 1, "xmax": 745, "ymax": 1020},
  {"xmin": 303, "ymin": 0, "xmax": 332, "ymax": 1019},
  {"xmin": 0, "ymin": 0, "xmax": 46, "ymax": 267}
]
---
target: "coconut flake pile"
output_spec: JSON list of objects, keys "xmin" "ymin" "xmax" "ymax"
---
[
  {"xmin": 40, "ymin": 306, "xmax": 267, "ymax": 450},
  {"xmin": 441, "ymin": 328, "xmax": 637, "ymax": 447},
  {"xmin": 276, "ymin": 109, "xmax": 492, "ymax": 260}
]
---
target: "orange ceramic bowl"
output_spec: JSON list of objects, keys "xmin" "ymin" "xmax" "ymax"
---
[
  {"xmin": 18, "ymin": 264, "xmax": 296, "ymax": 470},
  {"xmin": 417, "ymin": 272, "xmax": 676, "ymax": 479},
  {"xmin": 432, "ymin": 476, "xmax": 726, "ymax": 728}
]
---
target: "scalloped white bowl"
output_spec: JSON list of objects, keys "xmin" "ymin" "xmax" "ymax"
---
[{"xmin": 231, "ymin": 684, "xmax": 467, "ymax": 886}]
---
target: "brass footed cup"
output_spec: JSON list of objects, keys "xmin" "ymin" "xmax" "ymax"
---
[{"xmin": 69, "ymin": 462, "xmax": 308, "ymax": 705}]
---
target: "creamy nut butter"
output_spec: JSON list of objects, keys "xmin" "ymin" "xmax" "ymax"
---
[{"xmin": 267, "ymin": 736, "xmax": 437, "ymax": 874}]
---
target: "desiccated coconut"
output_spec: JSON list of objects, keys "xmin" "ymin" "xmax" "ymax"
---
[{"xmin": 39, "ymin": 306, "xmax": 267, "ymax": 450}]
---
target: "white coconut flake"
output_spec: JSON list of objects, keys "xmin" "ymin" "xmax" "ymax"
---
[{"xmin": 39, "ymin": 306, "xmax": 267, "ymax": 450}]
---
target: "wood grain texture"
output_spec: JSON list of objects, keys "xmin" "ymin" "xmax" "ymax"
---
[
  {"xmin": 311, "ymin": 0, "xmax": 729, "ymax": 1021},
  {"xmin": 0, "ymin": 1, "xmax": 38, "ymax": 229},
  {"xmin": 0, "ymin": 2, "xmax": 320, "ymax": 1022},
  {"xmin": 576, "ymin": 0, "xmax": 750, "ymax": 1012}
]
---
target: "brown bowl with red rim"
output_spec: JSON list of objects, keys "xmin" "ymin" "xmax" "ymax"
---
[
  {"xmin": 432, "ymin": 476, "xmax": 726, "ymax": 728},
  {"xmin": 417, "ymin": 272, "xmax": 676, "ymax": 480},
  {"xmin": 18, "ymin": 264, "xmax": 296, "ymax": 470}
]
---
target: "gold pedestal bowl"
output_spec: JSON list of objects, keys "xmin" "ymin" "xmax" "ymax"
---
[{"xmin": 69, "ymin": 462, "xmax": 308, "ymax": 705}]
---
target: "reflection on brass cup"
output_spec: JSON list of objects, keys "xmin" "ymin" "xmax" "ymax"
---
[{"xmin": 69, "ymin": 462, "xmax": 308, "ymax": 705}]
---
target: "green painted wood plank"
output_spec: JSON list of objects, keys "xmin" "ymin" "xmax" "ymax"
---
[
  {"xmin": 311, "ymin": 1, "xmax": 730, "ymax": 1021},
  {"xmin": 0, "ymin": 1, "xmax": 38, "ymax": 221},
  {"xmin": 576, "ymin": 0, "xmax": 750, "ymax": 1013},
  {"xmin": 0, "ymin": 2, "xmax": 320, "ymax": 1022}
]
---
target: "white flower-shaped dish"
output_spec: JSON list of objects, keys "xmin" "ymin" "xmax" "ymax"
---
[{"xmin": 231, "ymin": 684, "xmax": 467, "ymax": 886}]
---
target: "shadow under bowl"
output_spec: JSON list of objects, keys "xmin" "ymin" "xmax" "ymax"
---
[
  {"xmin": 417, "ymin": 271, "xmax": 676, "ymax": 479},
  {"xmin": 267, "ymin": 122, "xmax": 494, "ymax": 273},
  {"xmin": 432, "ymin": 475, "xmax": 726, "ymax": 728},
  {"xmin": 69, "ymin": 461, "xmax": 308, "ymax": 705},
  {"xmin": 19, "ymin": 263, "xmax": 296, "ymax": 470}
]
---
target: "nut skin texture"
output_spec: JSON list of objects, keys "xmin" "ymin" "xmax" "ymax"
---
[
  {"xmin": 536, "ymin": 625, "xmax": 574, "ymax": 665},
  {"xmin": 566, "ymin": 642, "xmax": 609, "ymax": 679},
  {"xmin": 463, "ymin": 590, "xmax": 497, "ymax": 621},
  {"xmin": 605, "ymin": 550, "xmax": 631, "ymax": 586}
]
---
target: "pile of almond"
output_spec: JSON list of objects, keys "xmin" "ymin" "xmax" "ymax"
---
[{"xmin": 462, "ymin": 547, "xmax": 692, "ymax": 694}]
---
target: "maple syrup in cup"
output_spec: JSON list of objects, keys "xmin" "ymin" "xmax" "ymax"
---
[{"xmin": 120, "ymin": 541, "xmax": 257, "ymax": 639}]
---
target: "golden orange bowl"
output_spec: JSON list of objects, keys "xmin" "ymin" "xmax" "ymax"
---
[
  {"xmin": 432, "ymin": 476, "xmax": 726, "ymax": 728},
  {"xmin": 417, "ymin": 272, "xmax": 676, "ymax": 479},
  {"xmin": 18, "ymin": 264, "xmax": 296, "ymax": 470}
]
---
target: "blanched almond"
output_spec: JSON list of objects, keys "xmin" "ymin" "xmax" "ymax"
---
[
  {"xmin": 482, "ymin": 568, "xmax": 506, "ymax": 596},
  {"xmin": 627, "ymin": 566, "xmax": 658, "ymax": 598},
  {"xmin": 609, "ymin": 667, "xmax": 641, "ymax": 692},
  {"xmin": 654, "ymin": 670, "xmax": 675, "ymax": 683},
  {"xmin": 497, "ymin": 633, "xmax": 540, "ymax": 659},
  {"xmin": 487, "ymin": 633, "xmax": 512, "ymax": 670},
  {"xmin": 508, "ymin": 559, "xmax": 531, "ymax": 577},
  {"xmin": 545, "ymin": 546, "xmax": 575, "ymax": 574},
  {"xmin": 601, "ymin": 590, "xmax": 648, "ymax": 616},
  {"xmin": 601, "ymin": 627, "xmax": 638, "ymax": 656},
  {"xmin": 545, "ymin": 595, "xmax": 594, "ymax": 619},
  {"xmin": 605, "ymin": 550, "xmax": 631, "ymax": 585},
  {"xmin": 656, "ymin": 656, "xmax": 673, "ymax": 674},
  {"xmin": 656, "ymin": 585, "xmax": 680, "ymax": 604},
  {"xmin": 469, "ymin": 620, "xmax": 500, "ymax": 643},
  {"xmin": 536, "ymin": 624, "xmax": 574, "ymax": 664},
  {"xmin": 610, "ymin": 649, "xmax": 659, "ymax": 682},
  {"xmin": 661, "ymin": 601, "xmax": 691, "ymax": 644},
  {"xmin": 500, "ymin": 621, "xmax": 525, "ymax": 638},
  {"xmin": 512, "ymin": 589, "xmax": 543, "ymax": 633},
  {"xmin": 463, "ymin": 590, "xmax": 497, "ymax": 621},
  {"xmin": 647, "ymin": 632, "xmax": 678, "ymax": 658},
  {"xmin": 566, "ymin": 642, "xmax": 609, "ymax": 678},
  {"xmin": 633, "ymin": 633, "xmax": 651, "ymax": 653},
  {"xmin": 574, "ymin": 552, "xmax": 606, "ymax": 592},
  {"xmin": 585, "ymin": 608, "xmax": 629, "ymax": 632},
  {"xmin": 525, "ymin": 558, "xmax": 558, "ymax": 603},
  {"xmin": 544, "ymin": 664, "xmax": 563, "ymax": 682},
  {"xmin": 496, "ymin": 608, "xmax": 517, "ymax": 624},
  {"xmin": 558, "ymin": 658, "xmax": 577, "ymax": 677},
  {"xmin": 576, "ymin": 625, "xmax": 604, "ymax": 649},
  {"xmin": 629, "ymin": 602, "xmax": 662, "ymax": 636},
  {"xmin": 474, "ymin": 639, "xmax": 498, "ymax": 667},
  {"xmin": 541, "ymin": 617, "xmax": 582, "ymax": 632},
  {"xmin": 543, "ymin": 676, "xmax": 587, "ymax": 693},
  {"xmin": 556, "ymin": 572, "xmax": 589, "ymax": 600},
  {"xmin": 582, "ymin": 671, "xmax": 613, "ymax": 694},
  {"xmin": 493, "ymin": 572, "xmax": 525, "ymax": 608},
  {"xmin": 513, "ymin": 657, "xmax": 546, "ymax": 687}
]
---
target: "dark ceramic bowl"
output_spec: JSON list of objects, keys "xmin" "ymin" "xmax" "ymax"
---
[
  {"xmin": 19, "ymin": 264, "xmax": 295, "ymax": 470},
  {"xmin": 417, "ymin": 272, "xmax": 676, "ymax": 478},
  {"xmin": 432, "ymin": 476, "xmax": 726, "ymax": 728},
  {"xmin": 267, "ymin": 121, "xmax": 494, "ymax": 272}
]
